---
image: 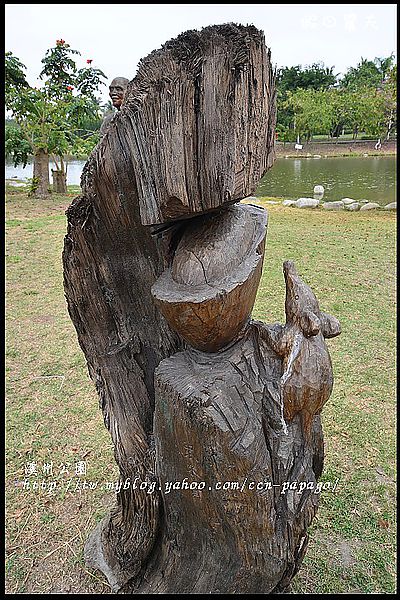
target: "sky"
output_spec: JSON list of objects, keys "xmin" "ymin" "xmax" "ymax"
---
[{"xmin": 5, "ymin": 3, "xmax": 397, "ymax": 105}]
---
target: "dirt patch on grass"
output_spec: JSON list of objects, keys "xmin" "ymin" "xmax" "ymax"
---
[{"xmin": 6, "ymin": 490, "xmax": 114, "ymax": 594}]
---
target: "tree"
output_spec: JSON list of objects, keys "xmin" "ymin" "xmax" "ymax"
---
[
  {"xmin": 375, "ymin": 53, "xmax": 396, "ymax": 84},
  {"xmin": 5, "ymin": 123, "xmax": 32, "ymax": 168},
  {"xmin": 324, "ymin": 89, "xmax": 360, "ymax": 139},
  {"xmin": 338, "ymin": 54, "xmax": 396, "ymax": 139},
  {"xmin": 276, "ymin": 63, "xmax": 337, "ymax": 142},
  {"xmin": 341, "ymin": 58, "xmax": 381, "ymax": 91},
  {"xmin": 276, "ymin": 55, "xmax": 396, "ymax": 143},
  {"xmin": 285, "ymin": 87, "xmax": 388, "ymax": 143},
  {"xmin": 380, "ymin": 63, "xmax": 397, "ymax": 139},
  {"xmin": 5, "ymin": 42, "xmax": 106, "ymax": 196},
  {"xmin": 61, "ymin": 24, "xmax": 337, "ymax": 594},
  {"xmin": 5, "ymin": 51, "xmax": 29, "ymax": 94},
  {"xmin": 285, "ymin": 89, "xmax": 334, "ymax": 141},
  {"xmin": 340, "ymin": 54, "xmax": 395, "ymax": 91},
  {"xmin": 277, "ymin": 63, "xmax": 337, "ymax": 94}
]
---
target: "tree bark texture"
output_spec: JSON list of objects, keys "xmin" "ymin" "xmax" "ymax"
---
[
  {"xmin": 32, "ymin": 148, "xmax": 50, "ymax": 197},
  {"xmin": 140, "ymin": 320, "xmax": 324, "ymax": 594},
  {"xmin": 62, "ymin": 23, "xmax": 340, "ymax": 594},
  {"xmin": 52, "ymin": 169, "xmax": 67, "ymax": 194},
  {"xmin": 152, "ymin": 203, "xmax": 268, "ymax": 352},
  {"xmin": 62, "ymin": 128, "xmax": 182, "ymax": 589},
  {"xmin": 124, "ymin": 23, "xmax": 276, "ymax": 225}
]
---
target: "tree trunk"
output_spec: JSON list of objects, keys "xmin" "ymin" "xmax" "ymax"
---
[
  {"xmin": 386, "ymin": 109, "xmax": 394, "ymax": 141},
  {"xmin": 32, "ymin": 148, "xmax": 50, "ymax": 197},
  {"xmin": 63, "ymin": 134, "xmax": 182, "ymax": 590},
  {"xmin": 52, "ymin": 169, "xmax": 67, "ymax": 193},
  {"xmin": 62, "ymin": 23, "xmax": 340, "ymax": 594},
  {"xmin": 140, "ymin": 321, "xmax": 324, "ymax": 594}
]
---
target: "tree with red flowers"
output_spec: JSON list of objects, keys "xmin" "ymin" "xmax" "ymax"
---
[{"xmin": 5, "ymin": 41, "xmax": 107, "ymax": 196}]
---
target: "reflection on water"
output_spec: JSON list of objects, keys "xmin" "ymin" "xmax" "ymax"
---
[
  {"xmin": 257, "ymin": 156, "xmax": 396, "ymax": 206},
  {"xmin": 293, "ymin": 159, "xmax": 302, "ymax": 177}
]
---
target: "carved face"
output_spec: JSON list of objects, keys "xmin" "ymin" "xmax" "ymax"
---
[{"xmin": 109, "ymin": 77, "xmax": 129, "ymax": 109}]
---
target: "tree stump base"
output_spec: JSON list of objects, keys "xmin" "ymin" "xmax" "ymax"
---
[
  {"xmin": 52, "ymin": 169, "xmax": 67, "ymax": 193},
  {"xmin": 122, "ymin": 321, "xmax": 324, "ymax": 594}
]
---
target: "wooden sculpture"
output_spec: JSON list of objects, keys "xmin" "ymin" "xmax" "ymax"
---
[
  {"xmin": 260, "ymin": 260, "xmax": 341, "ymax": 437},
  {"xmin": 62, "ymin": 23, "xmax": 340, "ymax": 594}
]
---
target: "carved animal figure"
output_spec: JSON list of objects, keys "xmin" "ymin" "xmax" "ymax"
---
[{"xmin": 263, "ymin": 260, "xmax": 341, "ymax": 436}]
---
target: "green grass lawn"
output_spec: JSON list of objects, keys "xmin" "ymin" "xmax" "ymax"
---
[{"xmin": 5, "ymin": 185, "xmax": 396, "ymax": 593}]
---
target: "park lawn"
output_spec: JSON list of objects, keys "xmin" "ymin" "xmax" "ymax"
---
[{"xmin": 5, "ymin": 185, "xmax": 396, "ymax": 594}]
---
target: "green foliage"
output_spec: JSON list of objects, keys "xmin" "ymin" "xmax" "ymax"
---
[
  {"xmin": 4, "ymin": 40, "xmax": 107, "ymax": 175},
  {"xmin": 380, "ymin": 64, "xmax": 397, "ymax": 139},
  {"xmin": 277, "ymin": 63, "xmax": 337, "ymax": 94},
  {"xmin": 276, "ymin": 123, "xmax": 296, "ymax": 143},
  {"xmin": 277, "ymin": 54, "xmax": 397, "ymax": 142},
  {"xmin": 277, "ymin": 62, "xmax": 337, "ymax": 134},
  {"xmin": 5, "ymin": 51, "xmax": 29, "ymax": 101},
  {"xmin": 71, "ymin": 132, "xmax": 101, "ymax": 158},
  {"xmin": 341, "ymin": 59, "xmax": 382, "ymax": 91},
  {"xmin": 285, "ymin": 87, "xmax": 389, "ymax": 140},
  {"xmin": 340, "ymin": 54, "xmax": 395, "ymax": 91},
  {"xmin": 285, "ymin": 89, "xmax": 334, "ymax": 140},
  {"xmin": 39, "ymin": 40, "xmax": 80, "ymax": 100},
  {"xmin": 5, "ymin": 123, "xmax": 32, "ymax": 167},
  {"xmin": 75, "ymin": 66, "xmax": 108, "ymax": 102}
]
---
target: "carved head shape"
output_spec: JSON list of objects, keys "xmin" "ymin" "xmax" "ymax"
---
[
  {"xmin": 109, "ymin": 77, "xmax": 130, "ymax": 109},
  {"xmin": 152, "ymin": 203, "xmax": 267, "ymax": 352},
  {"xmin": 123, "ymin": 24, "xmax": 275, "ymax": 226},
  {"xmin": 283, "ymin": 260, "xmax": 322, "ymax": 337}
]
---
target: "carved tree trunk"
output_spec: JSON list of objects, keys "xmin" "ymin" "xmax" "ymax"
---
[
  {"xmin": 140, "ymin": 321, "xmax": 324, "ymax": 594},
  {"xmin": 62, "ymin": 134, "xmax": 182, "ymax": 589},
  {"xmin": 62, "ymin": 23, "xmax": 339, "ymax": 594}
]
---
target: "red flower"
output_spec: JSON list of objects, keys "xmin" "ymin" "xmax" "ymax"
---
[
  {"xmin": 56, "ymin": 39, "xmax": 65, "ymax": 45},
  {"xmin": 86, "ymin": 59, "xmax": 93, "ymax": 64},
  {"xmin": 66, "ymin": 86, "xmax": 74, "ymax": 91}
]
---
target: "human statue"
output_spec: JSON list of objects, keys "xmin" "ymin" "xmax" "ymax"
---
[{"xmin": 100, "ymin": 76, "xmax": 130, "ymax": 135}]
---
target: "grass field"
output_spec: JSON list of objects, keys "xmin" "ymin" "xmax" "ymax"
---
[{"xmin": 5, "ymin": 183, "xmax": 396, "ymax": 594}]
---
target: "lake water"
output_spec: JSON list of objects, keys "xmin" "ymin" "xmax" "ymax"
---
[
  {"xmin": 257, "ymin": 155, "xmax": 396, "ymax": 206},
  {"xmin": 5, "ymin": 159, "xmax": 86, "ymax": 187},
  {"xmin": 5, "ymin": 155, "xmax": 396, "ymax": 206}
]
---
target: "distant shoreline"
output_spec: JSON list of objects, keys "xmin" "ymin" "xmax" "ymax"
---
[{"xmin": 275, "ymin": 140, "xmax": 396, "ymax": 158}]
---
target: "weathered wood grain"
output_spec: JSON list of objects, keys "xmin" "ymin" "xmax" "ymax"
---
[
  {"xmin": 62, "ymin": 21, "xmax": 276, "ymax": 590},
  {"xmin": 128, "ymin": 321, "xmax": 324, "ymax": 593},
  {"xmin": 60, "ymin": 21, "xmax": 341, "ymax": 595},
  {"xmin": 123, "ymin": 23, "xmax": 276, "ymax": 225},
  {"xmin": 62, "ymin": 120, "xmax": 183, "ymax": 590},
  {"xmin": 260, "ymin": 261, "xmax": 341, "ymax": 437}
]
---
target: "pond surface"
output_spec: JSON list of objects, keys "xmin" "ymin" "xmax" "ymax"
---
[
  {"xmin": 5, "ymin": 155, "xmax": 396, "ymax": 207},
  {"xmin": 5, "ymin": 159, "xmax": 85, "ymax": 187},
  {"xmin": 256, "ymin": 155, "xmax": 396, "ymax": 206}
]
